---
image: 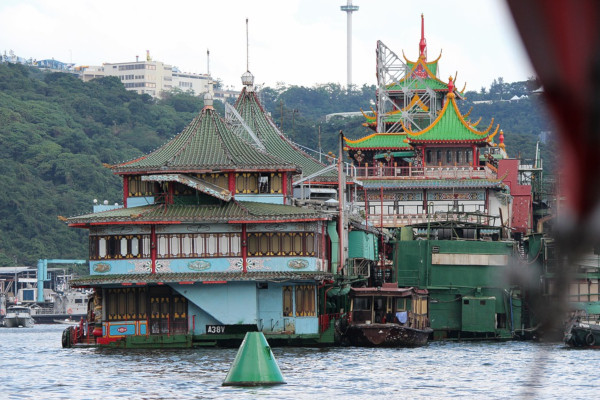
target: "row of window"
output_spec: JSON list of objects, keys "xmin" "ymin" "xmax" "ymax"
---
[
  {"xmin": 124, "ymin": 82, "xmax": 156, "ymax": 89},
  {"xmin": 247, "ymin": 232, "xmax": 320, "ymax": 257},
  {"xmin": 106, "ymin": 287, "xmax": 187, "ymax": 326},
  {"xmin": 105, "ymin": 285, "xmax": 315, "ymax": 325},
  {"xmin": 89, "ymin": 232, "xmax": 322, "ymax": 260},
  {"xmin": 425, "ymin": 148, "xmax": 473, "ymax": 166},
  {"xmin": 126, "ymin": 173, "xmax": 284, "ymax": 198},
  {"xmin": 283, "ymin": 285, "xmax": 316, "ymax": 317},
  {"xmin": 118, "ymin": 64, "xmax": 157, "ymax": 71}
]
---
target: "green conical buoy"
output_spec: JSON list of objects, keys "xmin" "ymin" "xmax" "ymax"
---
[{"xmin": 222, "ymin": 332, "xmax": 286, "ymax": 386}]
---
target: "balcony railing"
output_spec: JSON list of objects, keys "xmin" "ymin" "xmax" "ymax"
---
[
  {"xmin": 352, "ymin": 165, "xmax": 496, "ymax": 180},
  {"xmin": 366, "ymin": 212, "xmax": 496, "ymax": 228}
]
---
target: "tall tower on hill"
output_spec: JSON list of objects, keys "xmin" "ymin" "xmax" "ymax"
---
[{"xmin": 340, "ymin": 0, "xmax": 359, "ymax": 88}]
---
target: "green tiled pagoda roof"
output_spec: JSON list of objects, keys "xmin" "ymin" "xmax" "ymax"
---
[
  {"xmin": 405, "ymin": 94, "xmax": 498, "ymax": 143},
  {"xmin": 67, "ymin": 201, "xmax": 330, "ymax": 225},
  {"xmin": 235, "ymin": 89, "xmax": 335, "ymax": 180},
  {"xmin": 406, "ymin": 59, "xmax": 438, "ymax": 76},
  {"xmin": 345, "ymin": 133, "xmax": 412, "ymax": 150},
  {"xmin": 111, "ymin": 106, "xmax": 297, "ymax": 174},
  {"xmin": 71, "ymin": 271, "xmax": 334, "ymax": 286},
  {"xmin": 387, "ymin": 78, "xmax": 449, "ymax": 91},
  {"xmin": 361, "ymin": 179, "xmax": 503, "ymax": 190}
]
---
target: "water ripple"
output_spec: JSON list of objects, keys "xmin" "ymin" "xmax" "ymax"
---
[{"xmin": 0, "ymin": 325, "xmax": 597, "ymax": 399}]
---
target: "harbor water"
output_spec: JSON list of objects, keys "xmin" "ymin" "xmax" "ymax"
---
[{"xmin": 0, "ymin": 324, "xmax": 597, "ymax": 399}]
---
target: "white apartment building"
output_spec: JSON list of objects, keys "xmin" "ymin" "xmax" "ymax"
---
[{"xmin": 79, "ymin": 54, "xmax": 212, "ymax": 99}]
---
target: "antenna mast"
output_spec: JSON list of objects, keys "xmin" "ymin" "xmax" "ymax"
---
[{"xmin": 340, "ymin": 0, "xmax": 359, "ymax": 88}]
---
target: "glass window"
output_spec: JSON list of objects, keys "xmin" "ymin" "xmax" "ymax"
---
[
  {"xmin": 295, "ymin": 285, "xmax": 315, "ymax": 317},
  {"xmin": 206, "ymin": 235, "xmax": 218, "ymax": 256},
  {"xmin": 157, "ymin": 235, "xmax": 168, "ymax": 258},
  {"xmin": 230, "ymin": 233, "xmax": 241, "ymax": 256},
  {"xmin": 293, "ymin": 234, "xmax": 303, "ymax": 255},
  {"xmin": 354, "ymin": 297, "xmax": 371, "ymax": 311},
  {"xmin": 142, "ymin": 236, "xmax": 151, "ymax": 258},
  {"xmin": 131, "ymin": 237, "xmax": 139, "ymax": 257},
  {"xmin": 120, "ymin": 237, "xmax": 128, "ymax": 257},
  {"xmin": 283, "ymin": 286, "xmax": 293, "ymax": 317},
  {"xmin": 98, "ymin": 237, "xmax": 107, "ymax": 259},
  {"xmin": 247, "ymin": 233, "xmax": 259, "ymax": 256},
  {"xmin": 306, "ymin": 233, "xmax": 315, "ymax": 256},
  {"xmin": 193, "ymin": 234, "xmax": 205, "ymax": 257},
  {"xmin": 259, "ymin": 234, "xmax": 270, "ymax": 255},
  {"xmin": 170, "ymin": 235, "xmax": 180, "ymax": 257},
  {"xmin": 218, "ymin": 234, "xmax": 230, "ymax": 256},
  {"xmin": 271, "ymin": 233, "xmax": 281, "ymax": 255},
  {"xmin": 282, "ymin": 233, "xmax": 293, "ymax": 255}
]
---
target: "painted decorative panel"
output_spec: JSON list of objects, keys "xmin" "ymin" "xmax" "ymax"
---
[
  {"xmin": 427, "ymin": 191, "xmax": 484, "ymax": 201},
  {"xmin": 359, "ymin": 191, "xmax": 423, "ymax": 201}
]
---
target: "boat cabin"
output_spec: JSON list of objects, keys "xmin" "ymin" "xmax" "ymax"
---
[{"xmin": 349, "ymin": 284, "xmax": 429, "ymax": 330}]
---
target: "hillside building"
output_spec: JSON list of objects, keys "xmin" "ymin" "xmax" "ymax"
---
[{"xmin": 78, "ymin": 52, "xmax": 212, "ymax": 99}]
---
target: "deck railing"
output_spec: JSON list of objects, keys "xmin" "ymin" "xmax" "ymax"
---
[
  {"xmin": 366, "ymin": 212, "xmax": 496, "ymax": 228},
  {"xmin": 319, "ymin": 313, "xmax": 342, "ymax": 333},
  {"xmin": 352, "ymin": 165, "xmax": 496, "ymax": 180}
]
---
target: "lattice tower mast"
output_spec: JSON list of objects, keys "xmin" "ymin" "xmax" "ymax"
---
[{"xmin": 376, "ymin": 17, "xmax": 438, "ymax": 133}]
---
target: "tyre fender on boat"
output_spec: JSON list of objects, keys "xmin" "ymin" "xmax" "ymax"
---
[
  {"xmin": 62, "ymin": 327, "xmax": 71, "ymax": 348},
  {"xmin": 585, "ymin": 332, "xmax": 595, "ymax": 346}
]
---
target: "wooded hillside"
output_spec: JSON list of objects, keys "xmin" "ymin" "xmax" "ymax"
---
[{"xmin": 0, "ymin": 63, "xmax": 552, "ymax": 266}]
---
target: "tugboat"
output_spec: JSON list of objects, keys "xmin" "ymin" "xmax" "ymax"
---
[
  {"xmin": 338, "ymin": 283, "xmax": 432, "ymax": 347},
  {"xmin": 564, "ymin": 311, "xmax": 600, "ymax": 348}
]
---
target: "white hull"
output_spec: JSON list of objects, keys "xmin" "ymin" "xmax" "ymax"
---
[
  {"xmin": 4, "ymin": 306, "xmax": 35, "ymax": 328},
  {"xmin": 4, "ymin": 316, "xmax": 34, "ymax": 328}
]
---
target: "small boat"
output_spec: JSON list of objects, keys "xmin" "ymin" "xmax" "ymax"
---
[
  {"xmin": 338, "ymin": 284, "xmax": 432, "ymax": 347},
  {"xmin": 564, "ymin": 312, "xmax": 600, "ymax": 348},
  {"xmin": 4, "ymin": 306, "xmax": 35, "ymax": 328},
  {"xmin": 53, "ymin": 318, "xmax": 80, "ymax": 325}
]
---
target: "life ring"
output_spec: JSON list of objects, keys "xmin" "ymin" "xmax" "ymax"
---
[
  {"xmin": 67, "ymin": 308, "xmax": 73, "ymax": 315},
  {"xmin": 585, "ymin": 332, "xmax": 596, "ymax": 346}
]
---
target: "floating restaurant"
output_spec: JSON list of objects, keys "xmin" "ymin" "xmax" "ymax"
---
[{"xmin": 63, "ymin": 16, "xmax": 560, "ymax": 348}]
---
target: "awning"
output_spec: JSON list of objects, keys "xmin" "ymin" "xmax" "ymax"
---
[
  {"xmin": 374, "ymin": 151, "xmax": 416, "ymax": 159},
  {"xmin": 308, "ymin": 188, "xmax": 337, "ymax": 194},
  {"xmin": 71, "ymin": 271, "xmax": 334, "ymax": 287}
]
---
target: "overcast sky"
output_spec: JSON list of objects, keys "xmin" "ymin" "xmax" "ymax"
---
[{"xmin": 0, "ymin": 0, "xmax": 534, "ymax": 92}]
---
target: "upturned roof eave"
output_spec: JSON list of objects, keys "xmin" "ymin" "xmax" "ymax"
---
[{"xmin": 111, "ymin": 165, "xmax": 301, "ymax": 175}]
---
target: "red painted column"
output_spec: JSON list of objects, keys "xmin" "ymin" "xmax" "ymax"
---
[
  {"xmin": 123, "ymin": 176, "xmax": 129, "ymax": 208},
  {"xmin": 321, "ymin": 222, "xmax": 326, "ymax": 272},
  {"xmin": 282, "ymin": 172, "xmax": 288, "ymax": 204},
  {"xmin": 168, "ymin": 183, "xmax": 174, "ymax": 204},
  {"xmin": 241, "ymin": 224, "xmax": 247, "ymax": 273},
  {"xmin": 150, "ymin": 225, "xmax": 157, "ymax": 274},
  {"xmin": 228, "ymin": 172, "xmax": 236, "ymax": 196}
]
